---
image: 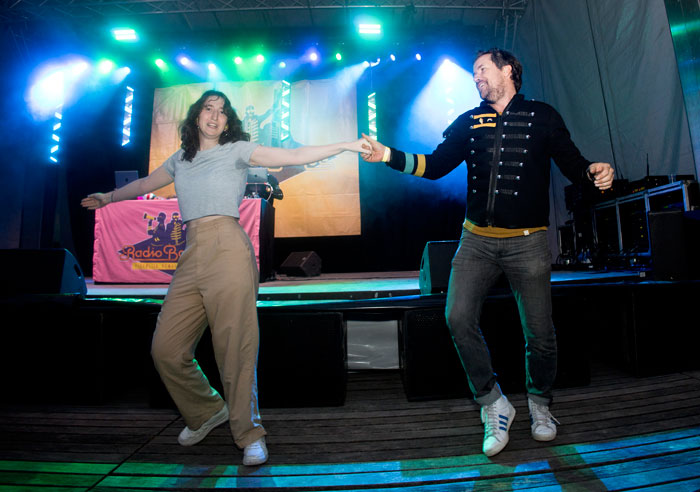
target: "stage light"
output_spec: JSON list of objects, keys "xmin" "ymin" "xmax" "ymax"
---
[
  {"xmin": 390, "ymin": 54, "xmax": 396, "ymax": 61},
  {"xmin": 362, "ymin": 60, "xmax": 370, "ymax": 68},
  {"xmin": 256, "ymin": 54, "xmax": 265, "ymax": 63},
  {"xmin": 370, "ymin": 58, "xmax": 381, "ymax": 67},
  {"xmin": 112, "ymin": 28, "xmax": 137, "ymax": 42},
  {"xmin": 335, "ymin": 53, "xmax": 342, "ymax": 61},
  {"xmin": 70, "ymin": 61, "xmax": 89, "ymax": 76},
  {"xmin": 122, "ymin": 86, "xmax": 133, "ymax": 146},
  {"xmin": 27, "ymin": 57, "xmax": 89, "ymax": 120},
  {"xmin": 234, "ymin": 56, "xmax": 243, "ymax": 65},
  {"xmin": 359, "ymin": 23, "xmax": 381, "ymax": 35},
  {"xmin": 208, "ymin": 63, "xmax": 217, "ymax": 71},
  {"xmin": 178, "ymin": 55, "xmax": 192, "ymax": 67},
  {"xmin": 309, "ymin": 52, "xmax": 319, "ymax": 62},
  {"xmin": 97, "ymin": 59, "xmax": 115, "ymax": 74},
  {"xmin": 278, "ymin": 61, "xmax": 286, "ymax": 68},
  {"xmin": 415, "ymin": 53, "xmax": 422, "ymax": 61},
  {"xmin": 29, "ymin": 69, "xmax": 64, "ymax": 113},
  {"xmin": 155, "ymin": 58, "xmax": 167, "ymax": 70}
]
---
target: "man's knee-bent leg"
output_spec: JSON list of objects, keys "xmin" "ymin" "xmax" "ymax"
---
[
  {"xmin": 504, "ymin": 232, "xmax": 557, "ymax": 404},
  {"xmin": 446, "ymin": 231, "xmax": 504, "ymax": 405}
]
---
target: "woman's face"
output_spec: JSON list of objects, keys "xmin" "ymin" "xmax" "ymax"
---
[{"xmin": 196, "ymin": 95, "xmax": 228, "ymax": 143}]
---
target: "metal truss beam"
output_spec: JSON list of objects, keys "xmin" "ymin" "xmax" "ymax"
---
[{"xmin": 2, "ymin": 0, "xmax": 527, "ymax": 21}]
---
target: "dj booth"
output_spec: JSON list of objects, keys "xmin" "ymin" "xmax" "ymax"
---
[{"xmin": 92, "ymin": 198, "xmax": 274, "ymax": 283}]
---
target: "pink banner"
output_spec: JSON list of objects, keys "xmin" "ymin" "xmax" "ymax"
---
[{"xmin": 93, "ymin": 199, "xmax": 262, "ymax": 283}]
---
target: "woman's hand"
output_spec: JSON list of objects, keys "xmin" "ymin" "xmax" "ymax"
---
[
  {"xmin": 81, "ymin": 192, "xmax": 112, "ymax": 210},
  {"xmin": 345, "ymin": 137, "xmax": 373, "ymax": 156}
]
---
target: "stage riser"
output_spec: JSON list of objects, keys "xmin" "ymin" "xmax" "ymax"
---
[
  {"xmin": 2, "ymin": 281, "xmax": 698, "ymax": 406},
  {"xmin": 584, "ymin": 282, "xmax": 700, "ymax": 377},
  {"xmin": 3, "ymin": 299, "xmax": 346, "ymax": 408},
  {"xmin": 399, "ymin": 292, "xmax": 592, "ymax": 402}
]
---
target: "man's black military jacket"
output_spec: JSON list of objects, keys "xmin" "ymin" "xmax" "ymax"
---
[{"xmin": 386, "ymin": 94, "xmax": 593, "ymax": 229}]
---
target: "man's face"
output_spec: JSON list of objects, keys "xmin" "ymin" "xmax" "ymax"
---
[{"xmin": 473, "ymin": 54, "xmax": 513, "ymax": 103}]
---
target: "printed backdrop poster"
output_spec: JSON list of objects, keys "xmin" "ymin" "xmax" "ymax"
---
[{"xmin": 148, "ymin": 80, "xmax": 360, "ymax": 238}]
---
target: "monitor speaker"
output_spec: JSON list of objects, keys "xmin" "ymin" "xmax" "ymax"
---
[
  {"xmin": 0, "ymin": 248, "xmax": 87, "ymax": 296},
  {"xmin": 418, "ymin": 241, "xmax": 459, "ymax": 294},
  {"xmin": 279, "ymin": 251, "xmax": 321, "ymax": 277}
]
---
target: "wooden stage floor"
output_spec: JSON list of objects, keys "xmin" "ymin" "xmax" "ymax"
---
[
  {"xmin": 2, "ymin": 364, "xmax": 700, "ymax": 490},
  {"xmin": 2, "ymin": 269, "xmax": 700, "ymax": 490}
]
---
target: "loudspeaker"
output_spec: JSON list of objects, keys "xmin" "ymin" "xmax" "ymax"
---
[
  {"xmin": 399, "ymin": 308, "xmax": 469, "ymax": 401},
  {"xmin": 0, "ymin": 248, "xmax": 87, "ymax": 296},
  {"xmin": 279, "ymin": 251, "xmax": 321, "ymax": 277},
  {"xmin": 418, "ymin": 241, "xmax": 459, "ymax": 294},
  {"xmin": 648, "ymin": 210, "xmax": 698, "ymax": 281},
  {"xmin": 257, "ymin": 311, "xmax": 346, "ymax": 407}
]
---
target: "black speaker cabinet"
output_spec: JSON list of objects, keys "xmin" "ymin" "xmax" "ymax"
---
[
  {"xmin": 0, "ymin": 248, "xmax": 87, "ymax": 296},
  {"xmin": 649, "ymin": 210, "xmax": 700, "ymax": 280},
  {"xmin": 418, "ymin": 241, "xmax": 459, "ymax": 294},
  {"xmin": 279, "ymin": 251, "xmax": 322, "ymax": 277},
  {"xmin": 257, "ymin": 310, "xmax": 346, "ymax": 407},
  {"xmin": 400, "ymin": 308, "xmax": 470, "ymax": 401},
  {"xmin": 399, "ymin": 292, "xmax": 591, "ymax": 401}
]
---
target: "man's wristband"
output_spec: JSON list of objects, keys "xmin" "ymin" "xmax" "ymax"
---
[{"xmin": 381, "ymin": 147, "xmax": 391, "ymax": 163}]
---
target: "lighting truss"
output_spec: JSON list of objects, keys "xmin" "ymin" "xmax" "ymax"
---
[
  {"xmin": 122, "ymin": 86, "xmax": 133, "ymax": 146},
  {"xmin": 49, "ymin": 106, "xmax": 62, "ymax": 164},
  {"xmin": 279, "ymin": 80, "xmax": 291, "ymax": 142},
  {"xmin": 1, "ymin": 1, "xmax": 528, "ymax": 21},
  {"xmin": 367, "ymin": 92, "xmax": 377, "ymax": 139}
]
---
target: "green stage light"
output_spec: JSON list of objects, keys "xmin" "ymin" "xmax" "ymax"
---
[
  {"xmin": 155, "ymin": 58, "xmax": 167, "ymax": 70},
  {"xmin": 359, "ymin": 23, "xmax": 381, "ymax": 35},
  {"xmin": 234, "ymin": 56, "xmax": 243, "ymax": 65},
  {"xmin": 97, "ymin": 59, "xmax": 116, "ymax": 74},
  {"xmin": 256, "ymin": 54, "xmax": 265, "ymax": 63},
  {"xmin": 112, "ymin": 28, "xmax": 137, "ymax": 42},
  {"xmin": 335, "ymin": 53, "xmax": 342, "ymax": 61}
]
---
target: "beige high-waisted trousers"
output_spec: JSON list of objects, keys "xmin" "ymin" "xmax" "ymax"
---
[{"xmin": 151, "ymin": 215, "xmax": 266, "ymax": 448}]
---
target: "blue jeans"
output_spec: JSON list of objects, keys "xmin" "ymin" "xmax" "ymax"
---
[{"xmin": 445, "ymin": 229, "xmax": 556, "ymax": 407}]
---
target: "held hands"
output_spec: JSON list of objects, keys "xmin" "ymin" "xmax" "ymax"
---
[
  {"xmin": 360, "ymin": 133, "xmax": 388, "ymax": 163},
  {"xmin": 346, "ymin": 137, "xmax": 373, "ymax": 156},
  {"xmin": 587, "ymin": 162, "xmax": 615, "ymax": 190},
  {"xmin": 80, "ymin": 192, "xmax": 112, "ymax": 210}
]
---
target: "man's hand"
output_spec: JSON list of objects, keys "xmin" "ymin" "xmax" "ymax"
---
[
  {"xmin": 587, "ymin": 162, "xmax": 614, "ymax": 190},
  {"xmin": 360, "ymin": 133, "xmax": 389, "ymax": 163}
]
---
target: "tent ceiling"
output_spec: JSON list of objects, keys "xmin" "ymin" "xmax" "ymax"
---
[{"xmin": 1, "ymin": 1, "xmax": 528, "ymax": 35}]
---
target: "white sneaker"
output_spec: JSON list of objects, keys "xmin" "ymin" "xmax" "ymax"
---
[
  {"xmin": 528, "ymin": 398, "xmax": 559, "ymax": 442},
  {"xmin": 480, "ymin": 395, "xmax": 516, "ymax": 457},
  {"xmin": 243, "ymin": 437, "xmax": 268, "ymax": 466},
  {"xmin": 177, "ymin": 405, "xmax": 229, "ymax": 446}
]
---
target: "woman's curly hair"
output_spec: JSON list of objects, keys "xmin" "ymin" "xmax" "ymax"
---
[{"xmin": 179, "ymin": 90, "xmax": 249, "ymax": 162}]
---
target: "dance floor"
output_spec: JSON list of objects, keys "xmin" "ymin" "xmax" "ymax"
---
[{"xmin": 2, "ymin": 269, "xmax": 700, "ymax": 491}]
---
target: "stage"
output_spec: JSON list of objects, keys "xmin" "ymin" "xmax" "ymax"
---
[
  {"xmin": 85, "ymin": 268, "xmax": 645, "ymax": 302},
  {"xmin": 2, "ymin": 268, "xmax": 700, "ymax": 490}
]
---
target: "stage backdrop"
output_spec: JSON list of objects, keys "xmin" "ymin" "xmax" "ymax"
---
[{"xmin": 148, "ymin": 80, "xmax": 360, "ymax": 238}]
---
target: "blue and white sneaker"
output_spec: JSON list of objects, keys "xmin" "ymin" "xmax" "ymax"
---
[
  {"xmin": 480, "ymin": 395, "xmax": 516, "ymax": 457},
  {"xmin": 528, "ymin": 398, "xmax": 559, "ymax": 442}
]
